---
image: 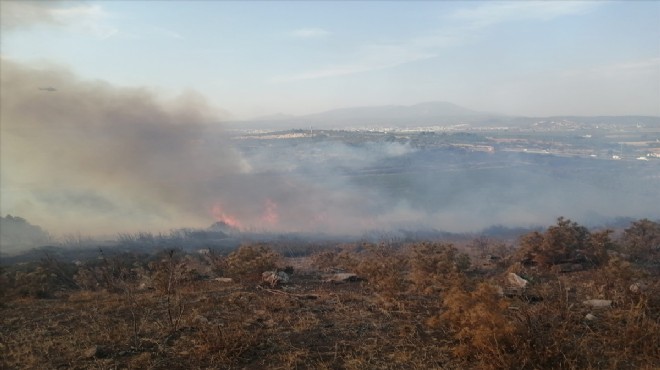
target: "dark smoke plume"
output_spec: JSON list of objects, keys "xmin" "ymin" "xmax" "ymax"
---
[{"xmin": 1, "ymin": 59, "xmax": 243, "ymax": 235}]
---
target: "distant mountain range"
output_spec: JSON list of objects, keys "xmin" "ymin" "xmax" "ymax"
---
[
  {"xmin": 229, "ymin": 101, "xmax": 492, "ymax": 130},
  {"xmin": 301, "ymin": 101, "xmax": 486, "ymax": 123},
  {"xmin": 227, "ymin": 101, "xmax": 659, "ymax": 130}
]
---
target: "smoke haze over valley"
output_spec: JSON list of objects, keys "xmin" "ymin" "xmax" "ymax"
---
[
  {"xmin": 2, "ymin": 57, "xmax": 659, "ymax": 247},
  {"xmin": 1, "ymin": 1, "xmax": 659, "ymax": 251}
]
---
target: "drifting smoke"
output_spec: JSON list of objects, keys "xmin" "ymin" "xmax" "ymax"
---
[
  {"xmin": 2, "ymin": 58, "xmax": 659, "ymax": 243},
  {"xmin": 234, "ymin": 136, "xmax": 660, "ymax": 235},
  {"xmin": 0, "ymin": 59, "xmax": 415, "ymax": 237}
]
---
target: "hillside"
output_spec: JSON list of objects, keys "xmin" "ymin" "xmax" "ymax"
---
[{"xmin": 1, "ymin": 218, "xmax": 658, "ymax": 369}]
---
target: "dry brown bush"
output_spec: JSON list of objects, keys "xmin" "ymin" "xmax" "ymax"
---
[
  {"xmin": 310, "ymin": 244, "xmax": 360, "ymax": 272},
  {"xmin": 409, "ymin": 242, "xmax": 470, "ymax": 294},
  {"xmin": 515, "ymin": 217, "xmax": 611, "ymax": 269},
  {"xmin": 225, "ymin": 244, "xmax": 280, "ymax": 282},
  {"xmin": 621, "ymin": 218, "xmax": 660, "ymax": 264},
  {"xmin": 431, "ymin": 282, "xmax": 517, "ymax": 369},
  {"xmin": 4, "ymin": 254, "xmax": 79, "ymax": 298},
  {"xmin": 354, "ymin": 243, "xmax": 408, "ymax": 298}
]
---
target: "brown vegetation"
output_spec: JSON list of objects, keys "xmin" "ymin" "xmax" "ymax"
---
[{"xmin": 1, "ymin": 218, "xmax": 659, "ymax": 369}]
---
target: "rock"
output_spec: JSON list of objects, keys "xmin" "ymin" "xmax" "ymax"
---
[
  {"xmin": 262, "ymin": 271, "xmax": 290, "ymax": 287},
  {"xmin": 583, "ymin": 299, "xmax": 612, "ymax": 308},
  {"xmin": 324, "ymin": 272, "xmax": 360, "ymax": 283},
  {"xmin": 585, "ymin": 313, "xmax": 597, "ymax": 321},
  {"xmin": 137, "ymin": 282, "xmax": 155, "ymax": 291},
  {"xmin": 507, "ymin": 273, "xmax": 528, "ymax": 289},
  {"xmin": 629, "ymin": 282, "xmax": 647, "ymax": 294},
  {"xmin": 84, "ymin": 345, "xmax": 110, "ymax": 359},
  {"xmin": 213, "ymin": 277, "xmax": 234, "ymax": 283}
]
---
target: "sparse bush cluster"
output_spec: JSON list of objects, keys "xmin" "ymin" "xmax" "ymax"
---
[{"xmin": 514, "ymin": 217, "xmax": 611, "ymax": 270}]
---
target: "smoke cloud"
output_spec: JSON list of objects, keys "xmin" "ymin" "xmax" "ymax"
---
[
  {"xmin": 0, "ymin": 59, "xmax": 413, "ymax": 237},
  {"xmin": 0, "ymin": 58, "xmax": 244, "ymax": 235}
]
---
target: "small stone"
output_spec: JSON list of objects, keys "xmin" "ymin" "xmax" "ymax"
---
[
  {"xmin": 585, "ymin": 313, "xmax": 597, "ymax": 321},
  {"xmin": 324, "ymin": 272, "xmax": 360, "ymax": 283},
  {"xmin": 507, "ymin": 273, "xmax": 528, "ymax": 289},
  {"xmin": 583, "ymin": 299, "xmax": 612, "ymax": 308},
  {"xmin": 262, "ymin": 271, "xmax": 290, "ymax": 287},
  {"xmin": 84, "ymin": 345, "xmax": 110, "ymax": 359}
]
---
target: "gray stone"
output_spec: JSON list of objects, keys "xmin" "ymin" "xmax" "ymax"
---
[
  {"xmin": 324, "ymin": 272, "xmax": 360, "ymax": 283},
  {"xmin": 262, "ymin": 271, "xmax": 290, "ymax": 287}
]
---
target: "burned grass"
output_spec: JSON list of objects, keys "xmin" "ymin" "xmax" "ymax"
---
[{"xmin": 1, "ymin": 271, "xmax": 452, "ymax": 369}]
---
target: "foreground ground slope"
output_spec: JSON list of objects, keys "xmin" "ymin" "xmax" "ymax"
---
[{"xmin": 1, "ymin": 218, "xmax": 659, "ymax": 369}]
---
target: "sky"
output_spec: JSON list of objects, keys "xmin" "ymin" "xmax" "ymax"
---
[{"xmin": 1, "ymin": 0, "xmax": 659, "ymax": 119}]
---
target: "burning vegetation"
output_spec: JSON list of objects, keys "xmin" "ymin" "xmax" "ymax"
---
[{"xmin": 1, "ymin": 218, "xmax": 658, "ymax": 369}]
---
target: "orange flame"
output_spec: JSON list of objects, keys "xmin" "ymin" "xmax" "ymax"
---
[
  {"xmin": 210, "ymin": 203, "xmax": 242, "ymax": 229},
  {"xmin": 261, "ymin": 198, "xmax": 279, "ymax": 225}
]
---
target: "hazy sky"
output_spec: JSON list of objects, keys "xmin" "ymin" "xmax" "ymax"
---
[{"xmin": 1, "ymin": 1, "xmax": 659, "ymax": 119}]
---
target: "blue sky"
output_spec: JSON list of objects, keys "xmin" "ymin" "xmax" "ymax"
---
[{"xmin": 2, "ymin": 1, "xmax": 659, "ymax": 119}]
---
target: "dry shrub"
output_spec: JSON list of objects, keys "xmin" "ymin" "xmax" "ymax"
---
[
  {"xmin": 73, "ymin": 251, "xmax": 144, "ymax": 293},
  {"xmin": 205, "ymin": 248, "xmax": 229, "ymax": 277},
  {"xmin": 149, "ymin": 249, "xmax": 198, "ymax": 294},
  {"xmin": 621, "ymin": 218, "xmax": 660, "ymax": 264},
  {"xmin": 355, "ymin": 243, "xmax": 408, "ymax": 297},
  {"xmin": 515, "ymin": 217, "xmax": 611, "ymax": 269},
  {"xmin": 513, "ymin": 275, "xmax": 660, "ymax": 369},
  {"xmin": 432, "ymin": 282, "xmax": 516, "ymax": 369},
  {"xmin": 435, "ymin": 261, "xmax": 660, "ymax": 370},
  {"xmin": 409, "ymin": 242, "xmax": 469, "ymax": 294},
  {"xmin": 226, "ymin": 244, "xmax": 280, "ymax": 282},
  {"xmin": 5, "ymin": 255, "xmax": 79, "ymax": 298},
  {"xmin": 148, "ymin": 250, "xmax": 197, "ymax": 335},
  {"xmin": 310, "ymin": 244, "xmax": 360, "ymax": 272}
]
